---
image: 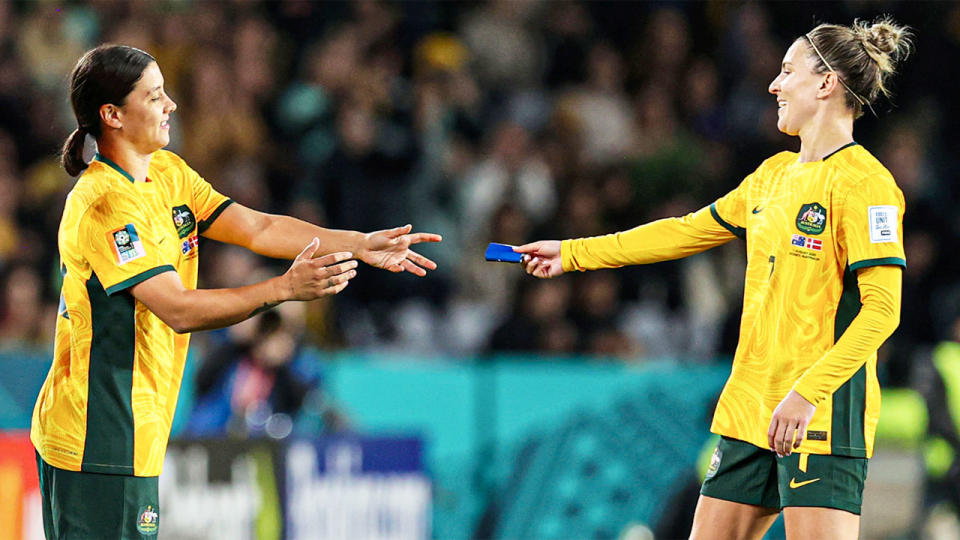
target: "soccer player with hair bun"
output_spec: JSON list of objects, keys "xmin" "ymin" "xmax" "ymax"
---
[
  {"xmin": 516, "ymin": 17, "xmax": 913, "ymax": 538},
  {"xmin": 32, "ymin": 44, "xmax": 440, "ymax": 539}
]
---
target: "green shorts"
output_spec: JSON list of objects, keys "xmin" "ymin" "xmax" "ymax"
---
[
  {"xmin": 36, "ymin": 451, "xmax": 160, "ymax": 539},
  {"xmin": 700, "ymin": 436, "xmax": 868, "ymax": 515}
]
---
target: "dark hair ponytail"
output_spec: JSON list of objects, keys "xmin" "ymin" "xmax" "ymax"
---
[
  {"xmin": 61, "ymin": 44, "xmax": 156, "ymax": 176},
  {"xmin": 61, "ymin": 127, "xmax": 89, "ymax": 177}
]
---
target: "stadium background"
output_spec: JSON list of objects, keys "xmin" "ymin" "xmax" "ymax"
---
[{"xmin": 0, "ymin": 0, "xmax": 957, "ymax": 538}]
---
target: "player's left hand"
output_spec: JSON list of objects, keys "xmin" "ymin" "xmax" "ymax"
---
[
  {"xmin": 359, "ymin": 224, "xmax": 442, "ymax": 276},
  {"xmin": 768, "ymin": 390, "xmax": 816, "ymax": 457}
]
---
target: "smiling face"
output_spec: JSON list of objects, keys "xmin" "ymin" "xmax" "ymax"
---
[
  {"xmin": 768, "ymin": 40, "xmax": 825, "ymax": 136},
  {"xmin": 114, "ymin": 62, "xmax": 177, "ymax": 153}
]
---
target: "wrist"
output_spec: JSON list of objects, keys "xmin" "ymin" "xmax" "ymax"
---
[{"xmin": 272, "ymin": 274, "xmax": 293, "ymax": 303}]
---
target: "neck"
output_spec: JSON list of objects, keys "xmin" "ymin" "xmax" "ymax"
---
[
  {"xmin": 95, "ymin": 135, "xmax": 153, "ymax": 182},
  {"xmin": 796, "ymin": 107, "xmax": 855, "ymax": 163}
]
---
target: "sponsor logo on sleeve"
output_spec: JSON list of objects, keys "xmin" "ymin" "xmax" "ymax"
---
[
  {"xmin": 109, "ymin": 224, "xmax": 145, "ymax": 265},
  {"xmin": 868, "ymin": 205, "xmax": 898, "ymax": 243},
  {"xmin": 796, "ymin": 202, "xmax": 827, "ymax": 235}
]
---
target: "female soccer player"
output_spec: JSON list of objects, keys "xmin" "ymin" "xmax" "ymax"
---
[
  {"xmin": 31, "ymin": 44, "xmax": 441, "ymax": 539},
  {"xmin": 516, "ymin": 18, "xmax": 912, "ymax": 539}
]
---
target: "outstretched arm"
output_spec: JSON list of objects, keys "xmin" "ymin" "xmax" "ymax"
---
[
  {"xmin": 201, "ymin": 203, "xmax": 442, "ymax": 275},
  {"xmin": 516, "ymin": 204, "xmax": 739, "ymax": 278},
  {"xmin": 130, "ymin": 239, "xmax": 357, "ymax": 333}
]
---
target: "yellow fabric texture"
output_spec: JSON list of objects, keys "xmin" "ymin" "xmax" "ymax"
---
[
  {"xmin": 32, "ymin": 150, "xmax": 230, "ymax": 476},
  {"xmin": 562, "ymin": 145, "xmax": 904, "ymax": 457}
]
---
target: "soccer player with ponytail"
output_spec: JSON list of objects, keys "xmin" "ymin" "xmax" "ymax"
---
[
  {"xmin": 32, "ymin": 44, "xmax": 440, "ymax": 539},
  {"xmin": 516, "ymin": 18, "xmax": 913, "ymax": 538}
]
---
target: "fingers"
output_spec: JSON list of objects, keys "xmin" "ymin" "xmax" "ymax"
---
[
  {"xmin": 296, "ymin": 238, "xmax": 321, "ymax": 261},
  {"xmin": 313, "ymin": 251, "xmax": 354, "ymax": 267},
  {"xmin": 768, "ymin": 418, "xmax": 779, "ymax": 454},
  {"xmin": 794, "ymin": 422, "xmax": 807, "ymax": 450},
  {"xmin": 401, "ymin": 259, "xmax": 426, "ymax": 276},
  {"xmin": 406, "ymin": 250, "xmax": 438, "ymax": 271},
  {"xmin": 386, "ymin": 224, "xmax": 413, "ymax": 238},
  {"xmin": 513, "ymin": 242, "xmax": 542, "ymax": 254},
  {"xmin": 407, "ymin": 232, "xmax": 443, "ymax": 244}
]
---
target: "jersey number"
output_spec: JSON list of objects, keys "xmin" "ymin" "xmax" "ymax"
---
[{"xmin": 768, "ymin": 255, "xmax": 776, "ymax": 278}]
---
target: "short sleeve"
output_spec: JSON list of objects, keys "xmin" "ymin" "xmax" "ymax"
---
[
  {"xmin": 80, "ymin": 193, "xmax": 175, "ymax": 295},
  {"xmin": 838, "ymin": 176, "xmax": 906, "ymax": 271},
  {"xmin": 184, "ymin": 164, "xmax": 233, "ymax": 234}
]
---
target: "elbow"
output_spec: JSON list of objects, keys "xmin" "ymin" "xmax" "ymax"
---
[{"xmin": 163, "ymin": 310, "xmax": 200, "ymax": 334}]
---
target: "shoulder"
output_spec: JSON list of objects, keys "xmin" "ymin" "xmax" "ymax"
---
[
  {"xmin": 832, "ymin": 146, "xmax": 900, "ymax": 196},
  {"xmin": 150, "ymin": 149, "xmax": 193, "ymax": 176},
  {"xmin": 755, "ymin": 151, "xmax": 796, "ymax": 176},
  {"xmin": 66, "ymin": 163, "xmax": 127, "ymax": 211}
]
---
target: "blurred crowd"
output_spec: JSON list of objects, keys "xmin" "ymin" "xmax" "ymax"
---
[{"xmin": 1, "ymin": 0, "xmax": 959, "ymax": 385}]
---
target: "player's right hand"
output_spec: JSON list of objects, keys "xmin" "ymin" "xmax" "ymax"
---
[
  {"xmin": 514, "ymin": 240, "xmax": 564, "ymax": 279},
  {"xmin": 283, "ymin": 238, "xmax": 358, "ymax": 300}
]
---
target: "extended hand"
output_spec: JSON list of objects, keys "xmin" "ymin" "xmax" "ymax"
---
[
  {"xmin": 360, "ymin": 224, "xmax": 442, "ymax": 276},
  {"xmin": 284, "ymin": 239, "xmax": 358, "ymax": 300},
  {"xmin": 768, "ymin": 390, "xmax": 816, "ymax": 457},
  {"xmin": 514, "ymin": 240, "xmax": 564, "ymax": 278}
]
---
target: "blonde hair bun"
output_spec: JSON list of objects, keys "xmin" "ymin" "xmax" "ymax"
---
[{"xmin": 853, "ymin": 17, "xmax": 914, "ymax": 74}]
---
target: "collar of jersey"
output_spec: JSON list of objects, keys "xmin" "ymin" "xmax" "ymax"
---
[
  {"xmin": 821, "ymin": 141, "xmax": 858, "ymax": 161},
  {"xmin": 93, "ymin": 153, "xmax": 136, "ymax": 183}
]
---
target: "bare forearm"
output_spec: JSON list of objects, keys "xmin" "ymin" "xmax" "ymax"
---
[
  {"xmin": 248, "ymin": 214, "xmax": 364, "ymax": 260},
  {"xmin": 165, "ymin": 277, "xmax": 289, "ymax": 333}
]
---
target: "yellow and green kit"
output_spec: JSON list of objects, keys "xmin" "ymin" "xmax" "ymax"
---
[
  {"xmin": 32, "ymin": 150, "xmax": 232, "ymax": 476},
  {"xmin": 562, "ymin": 143, "xmax": 905, "ymax": 459}
]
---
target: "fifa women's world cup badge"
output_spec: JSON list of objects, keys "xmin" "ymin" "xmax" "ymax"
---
[
  {"xmin": 136, "ymin": 504, "xmax": 159, "ymax": 535},
  {"xmin": 796, "ymin": 202, "xmax": 827, "ymax": 235}
]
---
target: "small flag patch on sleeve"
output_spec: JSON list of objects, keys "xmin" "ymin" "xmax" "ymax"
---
[{"xmin": 109, "ymin": 224, "xmax": 146, "ymax": 265}]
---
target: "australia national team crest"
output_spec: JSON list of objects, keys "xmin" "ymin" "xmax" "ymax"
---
[
  {"xmin": 171, "ymin": 205, "xmax": 196, "ymax": 238},
  {"xmin": 109, "ymin": 224, "xmax": 145, "ymax": 265},
  {"xmin": 172, "ymin": 205, "xmax": 199, "ymax": 258},
  {"xmin": 136, "ymin": 504, "xmax": 159, "ymax": 535},
  {"xmin": 796, "ymin": 202, "xmax": 827, "ymax": 235}
]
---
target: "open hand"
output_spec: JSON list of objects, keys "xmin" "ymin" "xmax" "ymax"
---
[
  {"xmin": 768, "ymin": 390, "xmax": 816, "ymax": 457},
  {"xmin": 284, "ymin": 238, "xmax": 357, "ymax": 300},
  {"xmin": 360, "ymin": 224, "xmax": 442, "ymax": 276},
  {"xmin": 514, "ymin": 240, "xmax": 564, "ymax": 278}
]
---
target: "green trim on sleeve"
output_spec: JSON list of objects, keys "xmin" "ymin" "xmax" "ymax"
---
[
  {"xmin": 848, "ymin": 257, "xmax": 906, "ymax": 272},
  {"xmin": 709, "ymin": 203, "xmax": 746, "ymax": 239},
  {"xmin": 198, "ymin": 199, "xmax": 235, "ymax": 234},
  {"xmin": 104, "ymin": 265, "xmax": 176, "ymax": 296},
  {"xmin": 94, "ymin": 153, "xmax": 136, "ymax": 183}
]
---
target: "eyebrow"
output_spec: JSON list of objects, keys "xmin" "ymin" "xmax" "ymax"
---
[
  {"xmin": 781, "ymin": 62, "xmax": 793, "ymax": 69},
  {"xmin": 147, "ymin": 85, "xmax": 162, "ymax": 94}
]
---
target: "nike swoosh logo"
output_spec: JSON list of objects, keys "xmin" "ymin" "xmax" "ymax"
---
[
  {"xmin": 789, "ymin": 477, "xmax": 821, "ymax": 489},
  {"xmin": 752, "ymin": 206, "xmax": 764, "ymax": 214}
]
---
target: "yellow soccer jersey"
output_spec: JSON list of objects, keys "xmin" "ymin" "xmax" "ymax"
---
[
  {"xmin": 32, "ymin": 150, "xmax": 232, "ymax": 476},
  {"xmin": 562, "ymin": 143, "xmax": 904, "ymax": 458}
]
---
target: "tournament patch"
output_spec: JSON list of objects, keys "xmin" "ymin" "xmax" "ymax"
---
[
  {"xmin": 108, "ymin": 224, "xmax": 145, "ymax": 265},
  {"xmin": 868, "ymin": 205, "xmax": 898, "ymax": 243},
  {"xmin": 171, "ymin": 205, "xmax": 196, "ymax": 239},
  {"xmin": 796, "ymin": 202, "xmax": 827, "ymax": 235},
  {"xmin": 136, "ymin": 504, "xmax": 159, "ymax": 535}
]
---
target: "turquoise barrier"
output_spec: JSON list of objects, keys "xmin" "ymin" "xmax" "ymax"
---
[{"xmin": 2, "ymin": 349, "xmax": 731, "ymax": 538}]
